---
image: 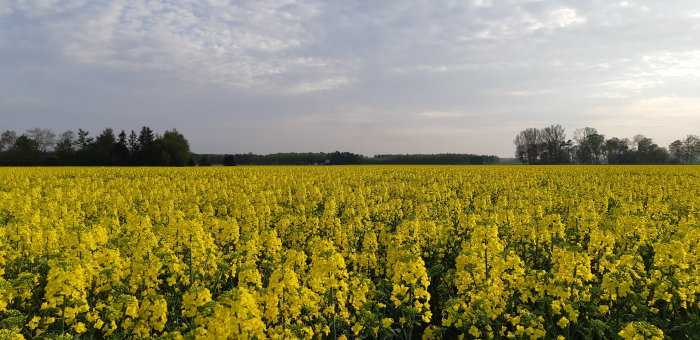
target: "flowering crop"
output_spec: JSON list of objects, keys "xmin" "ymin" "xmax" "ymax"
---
[{"xmin": 0, "ymin": 166, "xmax": 699, "ymax": 339}]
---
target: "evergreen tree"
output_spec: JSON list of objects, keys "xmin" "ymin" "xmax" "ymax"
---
[{"xmin": 6, "ymin": 135, "xmax": 40, "ymax": 163}]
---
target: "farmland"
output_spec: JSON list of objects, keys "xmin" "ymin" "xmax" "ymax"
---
[{"xmin": 0, "ymin": 166, "xmax": 699, "ymax": 339}]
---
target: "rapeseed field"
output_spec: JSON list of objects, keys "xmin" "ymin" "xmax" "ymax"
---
[{"xmin": 0, "ymin": 166, "xmax": 698, "ymax": 339}]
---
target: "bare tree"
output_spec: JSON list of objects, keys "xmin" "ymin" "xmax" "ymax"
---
[
  {"xmin": 514, "ymin": 128, "xmax": 540, "ymax": 164},
  {"xmin": 0, "ymin": 130, "xmax": 17, "ymax": 152},
  {"xmin": 634, "ymin": 135, "xmax": 654, "ymax": 153},
  {"xmin": 589, "ymin": 134, "xmax": 605, "ymax": 164},
  {"xmin": 574, "ymin": 127, "xmax": 604, "ymax": 164},
  {"xmin": 632, "ymin": 134, "xmax": 648, "ymax": 151},
  {"xmin": 633, "ymin": 135, "xmax": 669, "ymax": 164},
  {"xmin": 681, "ymin": 135, "xmax": 700, "ymax": 164},
  {"xmin": 669, "ymin": 140, "xmax": 683, "ymax": 163},
  {"xmin": 539, "ymin": 124, "xmax": 568, "ymax": 164},
  {"xmin": 26, "ymin": 128, "xmax": 56, "ymax": 152},
  {"xmin": 573, "ymin": 127, "xmax": 597, "ymax": 145},
  {"xmin": 55, "ymin": 130, "xmax": 77, "ymax": 156}
]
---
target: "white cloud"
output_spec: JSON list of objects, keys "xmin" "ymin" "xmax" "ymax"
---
[
  {"xmin": 3, "ymin": 0, "xmax": 700, "ymax": 157},
  {"xmin": 472, "ymin": 0, "xmax": 493, "ymax": 7},
  {"xmin": 466, "ymin": 5, "xmax": 586, "ymax": 41},
  {"xmin": 599, "ymin": 79, "xmax": 663, "ymax": 91},
  {"xmin": 521, "ymin": 7, "xmax": 586, "ymax": 32},
  {"xmin": 599, "ymin": 50, "xmax": 700, "ymax": 93},
  {"xmin": 617, "ymin": 1, "xmax": 650, "ymax": 12},
  {"xmin": 590, "ymin": 96, "xmax": 700, "ymax": 145},
  {"xmin": 3, "ymin": 0, "xmax": 353, "ymax": 94},
  {"xmin": 547, "ymin": 8, "xmax": 587, "ymax": 28},
  {"xmin": 418, "ymin": 111, "xmax": 472, "ymax": 118},
  {"xmin": 597, "ymin": 96, "xmax": 700, "ymax": 118},
  {"xmin": 642, "ymin": 50, "xmax": 700, "ymax": 78}
]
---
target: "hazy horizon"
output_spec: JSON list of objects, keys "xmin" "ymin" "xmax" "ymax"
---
[{"xmin": 3, "ymin": 1, "xmax": 700, "ymax": 158}]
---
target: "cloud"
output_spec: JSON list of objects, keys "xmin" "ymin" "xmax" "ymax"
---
[
  {"xmin": 593, "ymin": 96, "xmax": 700, "ymax": 119},
  {"xmin": 3, "ymin": 0, "xmax": 700, "ymax": 157},
  {"xmin": 418, "ymin": 111, "xmax": 472, "ymax": 119},
  {"xmin": 472, "ymin": 0, "xmax": 493, "ymax": 7},
  {"xmin": 599, "ymin": 79, "xmax": 663, "ymax": 92},
  {"xmin": 642, "ymin": 50, "xmax": 700, "ymax": 78},
  {"xmin": 587, "ymin": 96, "xmax": 700, "ymax": 147},
  {"xmin": 543, "ymin": 8, "xmax": 587, "ymax": 29},
  {"xmin": 598, "ymin": 50, "xmax": 700, "ymax": 94},
  {"xmin": 2, "ymin": 0, "xmax": 353, "ymax": 94},
  {"xmin": 461, "ymin": 5, "xmax": 586, "ymax": 41},
  {"xmin": 617, "ymin": 1, "xmax": 650, "ymax": 12}
]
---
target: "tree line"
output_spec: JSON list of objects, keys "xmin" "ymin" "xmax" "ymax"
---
[
  {"xmin": 366, "ymin": 153, "xmax": 499, "ymax": 165},
  {"xmin": 514, "ymin": 125, "xmax": 700, "ymax": 165},
  {"xmin": 0, "ymin": 127, "xmax": 193, "ymax": 166},
  {"xmin": 0, "ymin": 127, "xmax": 500, "ymax": 166},
  {"xmin": 196, "ymin": 152, "xmax": 499, "ymax": 165}
]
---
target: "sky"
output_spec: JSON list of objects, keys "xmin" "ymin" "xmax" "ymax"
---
[{"xmin": 2, "ymin": 0, "xmax": 700, "ymax": 157}]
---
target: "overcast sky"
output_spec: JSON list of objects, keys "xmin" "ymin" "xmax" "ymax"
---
[{"xmin": 2, "ymin": 0, "xmax": 700, "ymax": 157}]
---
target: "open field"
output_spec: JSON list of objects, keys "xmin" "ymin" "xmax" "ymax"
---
[{"xmin": 0, "ymin": 166, "xmax": 699, "ymax": 339}]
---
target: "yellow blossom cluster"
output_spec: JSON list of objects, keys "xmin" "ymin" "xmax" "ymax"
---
[{"xmin": 0, "ymin": 165, "xmax": 698, "ymax": 338}]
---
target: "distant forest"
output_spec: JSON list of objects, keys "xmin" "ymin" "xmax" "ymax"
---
[
  {"xmin": 4, "ymin": 125, "xmax": 697, "ymax": 166},
  {"xmin": 0, "ymin": 127, "xmax": 499, "ymax": 166},
  {"xmin": 514, "ymin": 125, "xmax": 700, "ymax": 165},
  {"xmin": 0, "ymin": 127, "xmax": 193, "ymax": 166},
  {"xmin": 198, "ymin": 152, "xmax": 500, "ymax": 166}
]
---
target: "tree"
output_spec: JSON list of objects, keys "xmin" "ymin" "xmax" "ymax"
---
[
  {"xmin": 0, "ymin": 126, "xmax": 200, "ymax": 166},
  {"xmin": 198, "ymin": 156, "xmax": 211, "ymax": 166},
  {"xmin": 6, "ymin": 135, "xmax": 40, "ymax": 163},
  {"xmin": 632, "ymin": 135, "xmax": 668, "ymax": 164},
  {"xmin": 135, "ymin": 126, "xmax": 156, "ymax": 165},
  {"xmin": 328, "ymin": 151, "xmax": 363, "ymax": 165},
  {"xmin": 55, "ymin": 130, "xmax": 77, "ymax": 158},
  {"xmin": 681, "ymin": 135, "xmax": 700, "ymax": 164},
  {"xmin": 514, "ymin": 128, "xmax": 540, "ymax": 164},
  {"xmin": 669, "ymin": 135, "xmax": 700, "ymax": 164},
  {"xmin": 573, "ymin": 127, "xmax": 604, "ymax": 164},
  {"xmin": 26, "ymin": 128, "xmax": 56, "ymax": 152},
  {"xmin": 76, "ymin": 129, "xmax": 93, "ymax": 150},
  {"xmin": 158, "ymin": 129, "xmax": 191, "ymax": 166},
  {"xmin": 222, "ymin": 154, "xmax": 237, "ymax": 166},
  {"xmin": 573, "ymin": 127, "xmax": 598, "ymax": 145},
  {"xmin": 95, "ymin": 128, "xmax": 116, "ymax": 147},
  {"xmin": 669, "ymin": 140, "xmax": 683, "ymax": 164},
  {"xmin": 138, "ymin": 127, "xmax": 155, "ymax": 149},
  {"xmin": 93, "ymin": 128, "xmax": 117, "ymax": 164},
  {"xmin": 539, "ymin": 124, "xmax": 569, "ymax": 164},
  {"xmin": 128, "ymin": 130, "xmax": 138, "ymax": 153},
  {"xmin": 605, "ymin": 137, "xmax": 630, "ymax": 164},
  {"xmin": 0, "ymin": 130, "xmax": 17, "ymax": 152},
  {"xmin": 586, "ymin": 133, "xmax": 605, "ymax": 164},
  {"xmin": 114, "ymin": 130, "xmax": 130, "ymax": 164},
  {"xmin": 117, "ymin": 130, "xmax": 127, "ymax": 149}
]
